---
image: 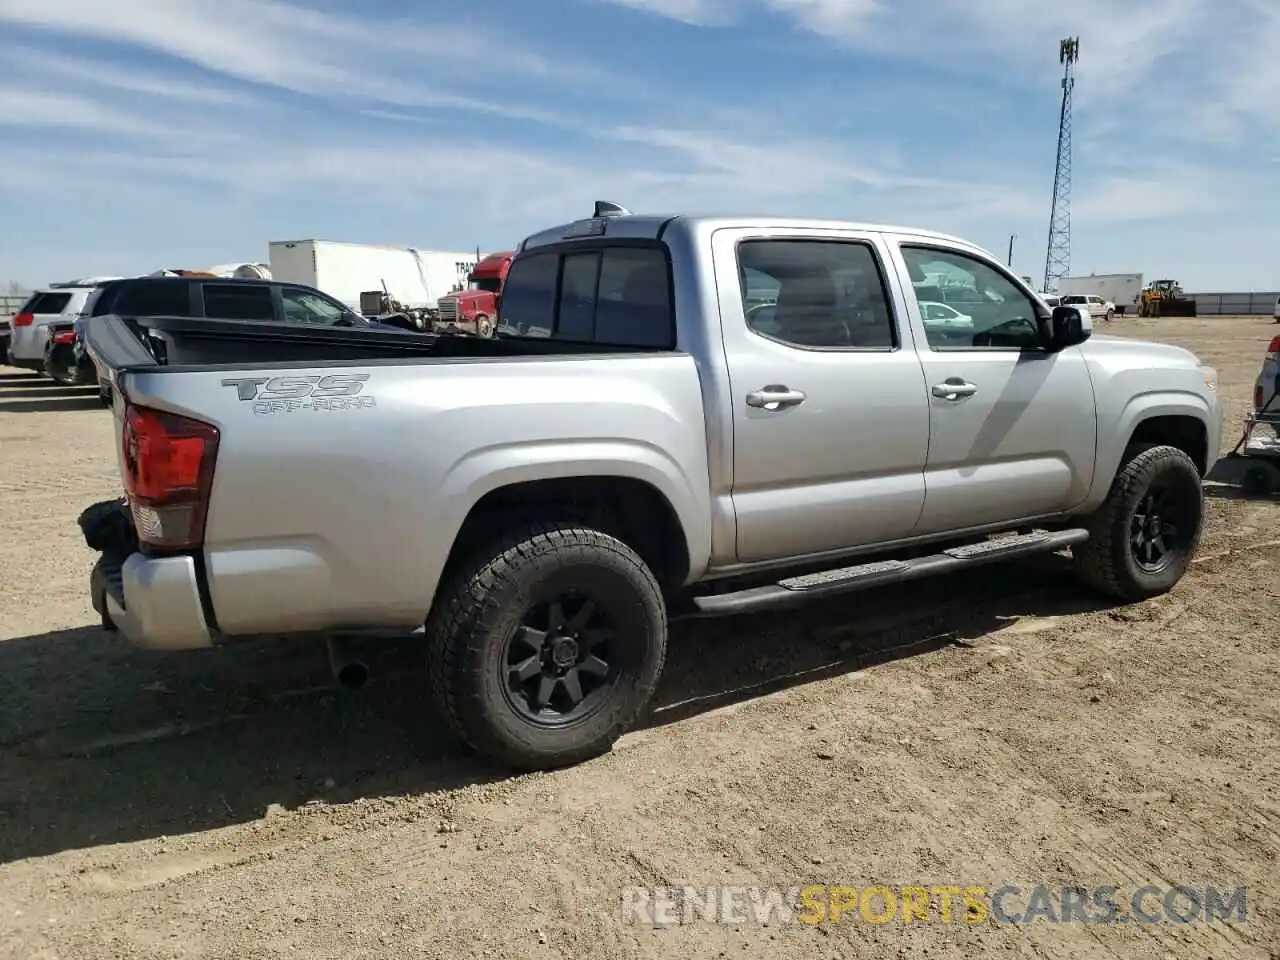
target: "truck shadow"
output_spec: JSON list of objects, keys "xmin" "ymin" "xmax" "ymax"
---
[
  {"xmin": 0, "ymin": 394, "xmax": 103, "ymax": 414},
  {"xmin": 0, "ymin": 555, "xmax": 1116, "ymax": 863},
  {"xmin": 0, "ymin": 385, "xmax": 99, "ymax": 401}
]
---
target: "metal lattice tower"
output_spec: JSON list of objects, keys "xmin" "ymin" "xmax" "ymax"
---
[{"xmin": 1043, "ymin": 36, "xmax": 1079, "ymax": 293}]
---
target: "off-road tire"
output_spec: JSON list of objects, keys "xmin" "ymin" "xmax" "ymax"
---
[
  {"xmin": 1072, "ymin": 444, "xmax": 1204, "ymax": 601},
  {"xmin": 425, "ymin": 521, "xmax": 667, "ymax": 771}
]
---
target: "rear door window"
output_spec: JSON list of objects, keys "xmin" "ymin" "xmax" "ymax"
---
[
  {"xmin": 22, "ymin": 292, "xmax": 73, "ymax": 315},
  {"xmin": 202, "ymin": 283, "xmax": 276, "ymax": 322}
]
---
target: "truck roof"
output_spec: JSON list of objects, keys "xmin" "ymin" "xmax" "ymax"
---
[{"xmin": 519, "ymin": 208, "xmax": 985, "ymax": 255}]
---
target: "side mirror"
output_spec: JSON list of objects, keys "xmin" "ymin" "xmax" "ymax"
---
[{"xmin": 1050, "ymin": 305, "xmax": 1091, "ymax": 349}]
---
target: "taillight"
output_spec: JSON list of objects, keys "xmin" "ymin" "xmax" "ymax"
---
[
  {"xmin": 1268, "ymin": 336, "xmax": 1280, "ymax": 359},
  {"xmin": 121, "ymin": 404, "xmax": 219, "ymax": 551},
  {"xmin": 53, "ymin": 331, "xmax": 76, "ymax": 345},
  {"xmin": 13, "ymin": 312, "xmax": 33, "ymax": 327}
]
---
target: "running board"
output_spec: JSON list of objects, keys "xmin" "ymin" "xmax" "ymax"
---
[{"xmin": 691, "ymin": 528, "xmax": 1089, "ymax": 616}]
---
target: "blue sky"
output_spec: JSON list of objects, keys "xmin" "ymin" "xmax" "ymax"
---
[{"xmin": 0, "ymin": 0, "xmax": 1276, "ymax": 291}]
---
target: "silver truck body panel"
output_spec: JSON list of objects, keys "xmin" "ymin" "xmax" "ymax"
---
[
  {"xmin": 116, "ymin": 353, "xmax": 712, "ymax": 638},
  {"xmin": 88, "ymin": 211, "xmax": 1224, "ymax": 650}
]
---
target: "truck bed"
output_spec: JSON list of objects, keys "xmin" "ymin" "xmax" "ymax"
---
[
  {"xmin": 87, "ymin": 314, "xmax": 652, "ymax": 372},
  {"xmin": 82, "ymin": 309, "xmax": 710, "ymax": 644}
]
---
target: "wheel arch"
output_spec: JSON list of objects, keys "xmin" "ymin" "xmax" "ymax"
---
[
  {"xmin": 439, "ymin": 473, "xmax": 699, "ymax": 596},
  {"xmin": 1083, "ymin": 394, "xmax": 1213, "ymax": 513}
]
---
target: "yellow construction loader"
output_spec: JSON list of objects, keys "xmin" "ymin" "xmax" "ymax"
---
[{"xmin": 1138, "ymin": 279, "xmax": 1197, "ymax": 317}]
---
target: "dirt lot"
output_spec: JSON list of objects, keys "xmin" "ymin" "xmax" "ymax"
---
[{"xmin": 1, "ymin": 316, "xmax": 1277, "ymax": 960}]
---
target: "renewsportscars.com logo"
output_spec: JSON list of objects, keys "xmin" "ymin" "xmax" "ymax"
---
[{"xmin": 620, "ymin": 884, "xmax": 1248, "ymax": 927}]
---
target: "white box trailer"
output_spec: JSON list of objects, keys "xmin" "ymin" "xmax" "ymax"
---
[
  {"xmin": 267, "ymin": 239, "xmax": 478, "ymax": 312},
  {"xmin": 1057, "ymin": 273, "xmax": 1144, "ymax": 308}
]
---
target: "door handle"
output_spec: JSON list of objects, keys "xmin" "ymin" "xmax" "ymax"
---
[
  {"xmin": 746, "ymin": 385, "xmax": 807, "ymax": 410},
  {"xmin": 931, "ymin": 378, "xmax": 978, "ymax": 400}
]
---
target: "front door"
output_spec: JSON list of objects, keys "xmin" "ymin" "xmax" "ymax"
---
[
  {"xmin": 711, "ymin": 229, "xmax": 933, "ymax": 565},
  {"xmin": 888, "ymin": 240, "xmax": 1097, "ymax": 534}
]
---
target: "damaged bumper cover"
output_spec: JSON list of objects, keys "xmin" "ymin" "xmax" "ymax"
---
[{"xmin": 80, "ymin": 499, "xmax": 215, "ymax": 651}]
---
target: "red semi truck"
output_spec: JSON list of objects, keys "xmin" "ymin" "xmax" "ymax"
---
[{"xmin": 434, "ymin": 251, "xmax": 513, "ymax": 337}]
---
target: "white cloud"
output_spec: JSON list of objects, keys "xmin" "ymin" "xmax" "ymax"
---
[
  {"xmin": 0, "ymin": 0, "xmax": 610, "ymax": 100},
  {"xmin": 595, "ymin": 0, "xmax": 735, "ymax": 26},
  {"xmin": 0, "ymin": 45, "xmax": 260, "ymax": 106},
  {"xmin": 0, "ymin": 86, "xmax": 240, "ymax": 142}
]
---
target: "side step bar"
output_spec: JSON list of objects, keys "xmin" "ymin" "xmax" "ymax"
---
[{"xmin": 691, "ymin": 528, "xmax": 1089, "ymax": 616}]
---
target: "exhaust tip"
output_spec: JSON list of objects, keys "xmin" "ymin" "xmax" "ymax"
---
[
  {"xmin": 336, "ymin": 661, "xmax": 369, "ymax": 689},
  {"xmin": 328, "ymin": 637, "xmax": 370, "ymax": 689}
]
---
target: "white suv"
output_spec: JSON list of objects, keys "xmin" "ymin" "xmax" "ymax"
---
[
  {"xmin": 5, "ymin": 283, "xmax": 99, "ymax": 371},
  {"xmin": 1060, "ymin": 294, "xmax": 1115, "ymax": 322}
]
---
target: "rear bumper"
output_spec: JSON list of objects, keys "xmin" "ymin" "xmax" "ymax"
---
[
  {"xmin": 91, "ymin": 551, "xmax": 215, "ymax": 650},
  {"xmin": 7, "ymin": 323, "xmax": 49, "ymax": 363}
]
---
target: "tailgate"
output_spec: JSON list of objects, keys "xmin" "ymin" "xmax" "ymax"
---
[{"xmin": 83, "ymin": 314, "xmax": 159, "ymax": 404}]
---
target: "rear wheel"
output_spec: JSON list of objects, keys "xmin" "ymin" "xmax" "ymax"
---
[
  {"xmin": 426, "ymin": 521, "xmax": 667, "ymax": 771},
  {"xmin": 1072, "ymin": 445, "xmax": 1204, "ymax": 601},
  {"xmin": 44, "ymin": 345, "xmax": 82, "ymax": 386}
]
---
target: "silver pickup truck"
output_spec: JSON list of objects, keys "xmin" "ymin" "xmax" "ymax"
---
[{"xmin": 82, "ymin": 203, "xmax": 1223, "ymax": 771}]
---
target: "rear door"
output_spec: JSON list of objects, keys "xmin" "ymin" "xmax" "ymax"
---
[{"xmin": 711, "ymin": 228, "xmax": 932, "ymax": 564}]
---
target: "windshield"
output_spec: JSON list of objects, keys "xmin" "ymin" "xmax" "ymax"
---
[{"xmin": 470, "ymin": 278, "xmax": 502, "ymax": 294}]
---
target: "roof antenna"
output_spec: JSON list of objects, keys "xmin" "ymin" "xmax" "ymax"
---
[{"xmin": 593, "ymin": 201, "xmax": 631, "ymax": 218}]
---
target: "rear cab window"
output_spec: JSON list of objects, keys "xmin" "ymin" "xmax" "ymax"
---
[{"xmin": 497, "ymin": 244, "xmax": 674, "ymax": 348}]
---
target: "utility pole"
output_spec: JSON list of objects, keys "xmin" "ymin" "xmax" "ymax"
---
[{"xmin": 1043, "ymin": 36, "xmax": 1079, "ymax": 294}]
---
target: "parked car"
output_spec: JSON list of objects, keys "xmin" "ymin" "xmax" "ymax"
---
[
  {"xmin": 918, "ymin": 300, "xmax": 974, "ymax": 329},
  {"xmin": 53, "ymin": 275, "xmax": 420, "ymax": 394},
  {"xmin": 80, "ymin": 203, "xmax": 1223, "ymax": 773},
  {"xmin": 0, "ymin": 313, "xmax": 10, "ymax": 357},
  {"xmin": 6, "ymin": 283, "xmax": 104, "ymax": 372},
  {"xmin": 1272, "ymin": 295, "xmax": 1279, "ymax": 322},
  {"xmin": 1060, "ymin": 294, "xmax": 1115, "ymax": 322}
]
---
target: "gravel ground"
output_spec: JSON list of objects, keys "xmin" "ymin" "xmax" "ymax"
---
[{"xmin": 0, "ymin": 315, "xmax": 1277, "ymax": 960}]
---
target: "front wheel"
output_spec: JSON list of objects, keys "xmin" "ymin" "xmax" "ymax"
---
[
  {"xmin": 1104, "ymin": 310, "xmax": 1115, "ymax": 322},
  {"xmin": 474, "ymin": 314, "xmax": 493, "ymax": 337},
  {"xmin": 1072, "ymin": 444, "xmax": 1204, "ymax": 601},
  {"xmin": 425, "ymin": 521, "xmax": 667, "ymax": 771}
]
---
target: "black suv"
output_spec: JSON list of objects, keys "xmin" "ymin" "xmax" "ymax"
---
[{"xmin": 49, "ymin": 275, "xmax": 413, "ymax": 387}]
